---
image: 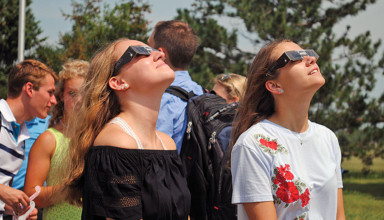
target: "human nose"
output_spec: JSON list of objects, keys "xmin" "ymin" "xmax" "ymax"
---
[
  {"xmin": 305, "ymin": 56, "xmax": 317, "ymax": 66},
  {"xmin": 51, "ymin": 95, "xmax": 57, "ymax": 105},
  {"xmin": 152, "ymin": 50, "xmax": 165, "ymax": 61}
]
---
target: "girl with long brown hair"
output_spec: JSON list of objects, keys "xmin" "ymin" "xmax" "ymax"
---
[
  {"xmin": 231, "ymin": 40, "xmax": 345, "ymax": 220},
  {"xmin": 62, "ymin": 39, "xmax": 190, "ymax": 219}
]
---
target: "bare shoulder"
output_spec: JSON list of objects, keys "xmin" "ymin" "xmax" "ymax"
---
[
  {"xmin": 31, "ymin": 130, "xmax": 56, "ymax": 155},
  {"xmin": 94, "ymin": 123, "xmax": 138, "ymax": 149},
  {"xmin": 156, "ymin": 131, "xmax": 176, "ymax": 151}
]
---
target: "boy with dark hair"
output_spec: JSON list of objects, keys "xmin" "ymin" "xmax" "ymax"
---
[{"xmin": 148, "ymin": 20, "xmax": 204, "ymax": 153}]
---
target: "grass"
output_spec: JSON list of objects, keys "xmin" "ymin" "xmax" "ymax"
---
[{"xmin": 342, "ymin": 157, "xmax": 384, "ymax": 219}]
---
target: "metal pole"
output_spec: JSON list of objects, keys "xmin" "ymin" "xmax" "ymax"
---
[{"xmin": 17, "ymin": 0, "xmax": 26, "ymax": 63}]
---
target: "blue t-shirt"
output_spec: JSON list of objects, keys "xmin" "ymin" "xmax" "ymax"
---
[
  {"xmin": 11, "ymin": 116, "xmax": 50, "ymax": 190},
  {"xmin": 156, "ymin": 70, "xmax": 203, "ymax": 153}
]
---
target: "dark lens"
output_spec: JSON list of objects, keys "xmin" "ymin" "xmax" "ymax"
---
[
  {"xmin": 285, "ymin": 51, "xmax": 302, "ymax": 61},
  {"xmin": 305, "ymin": 49, "xmax": 319, "ymax": 58}
]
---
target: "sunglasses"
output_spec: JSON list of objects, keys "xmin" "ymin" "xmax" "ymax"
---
[
  {"xmin": 268, "ymin": 49, "xmax": 319, "ymax": 73},
  {"xmin": 113, "ymin": 46, "xmax": 159, "ymax": 74}
]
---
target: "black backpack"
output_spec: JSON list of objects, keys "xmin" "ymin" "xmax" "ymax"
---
[{"xmin": 165, "ymin": 86, "xmax": 237, "ymax": 220}]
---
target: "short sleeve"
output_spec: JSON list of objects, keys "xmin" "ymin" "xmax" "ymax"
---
[
  {"xmin": 231, "ymin": 141, "xmax": 274, "ymax": 204},
  {"xmin": 331, "ymin": 133, "xmax": 343, "ymax": 188}
]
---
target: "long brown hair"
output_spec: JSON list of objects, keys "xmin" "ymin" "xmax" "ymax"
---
[
  {"xmin": 62, "ymin": 38, "xmax": 128, "ymax": 205},
  {"xmin": 231, "ymin": 39, "xmax": 292, "ymax": 145}
]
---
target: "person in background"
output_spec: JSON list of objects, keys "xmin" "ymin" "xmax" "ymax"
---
[
  {"xmin": 11, "ymin": 116, "xmax": 50, "ymax": 191},
  {"xmin": 24, "ymin": 59, "xmax": 89, "ymax": 220},
  {"xmin": 212, "ymin": 73, "xmax": 247, "ymax": 104},
  {"xmin": 10, "ymin": 116, "xmax": 50, "ymax": 220},
  {"xmin": 230, "ymin": 39, "xmax": 345, "ymax": 220},
  {"xmin": 0, "ymin": 59, "xmax": 57, "ymax": 220},
  {"xmin": 60, "ymin": 39, "xmax": 190, "ymax": 219},
  {"xmin": 148, "ymin": 20, "xmax": 204, "ymax": 153}
]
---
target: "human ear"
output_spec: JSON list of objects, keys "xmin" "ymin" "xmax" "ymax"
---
[
  {"xmin": 25, "ymin": 82, "xmax": 34, "ymax": 97},
  {"xmin": 265, "ymin": 80, "xmax": 284, "ymax": 94},
  {"xmin": 108, "ymin": 77, "xmax": 129, "ymax": 91},
  {"xmin": 158, "ymin": 48, "xmax": 168, "ymax": 61}
]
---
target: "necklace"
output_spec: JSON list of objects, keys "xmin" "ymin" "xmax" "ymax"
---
[
  {"xmin": 290, "ymin": 124, "xmax": 309, "ymax": 145},
  {"xmin": 292, "ymin": 131, "xmax": 307, "ymax": 145}
]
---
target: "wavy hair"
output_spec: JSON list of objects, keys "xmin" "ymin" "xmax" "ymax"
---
[
  {"xmin": 61, "ymin": 38, "xmax": 128, "ymax": 205},
  {"xmin": 49, "ymin": 59, "xmax": 89, "ymax": 127},
  {"xmin": 231, "ymin": 39, "xmax": 293, "ymax": 145}
]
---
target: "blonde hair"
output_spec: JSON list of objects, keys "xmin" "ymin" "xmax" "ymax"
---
[
  {"xmin": 62, "ymin": 38, "xmax": 128, "ymax": 205},
  {"xmin": 49, "ymin": 59, "xmax": 89, "ymax": 127},
  {"xmin": 214, "ymin": 73, "xmax": 247, "ymax": 102}
]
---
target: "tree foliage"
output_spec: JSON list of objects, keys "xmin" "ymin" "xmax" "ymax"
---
[
  {"xmin": 174, "ymin": 3, "xmax": 253, "ymax": 89},
  {"xmin": 35, "ymin": 0, "xmax": 151, "ymax": 72},
  {"xmin": 182, "ymin": 0, "xmax": 384, "ymax": 173},
  {"xmin": 0, "ymin": 0, "xmax": 46, "ymax": 98}
]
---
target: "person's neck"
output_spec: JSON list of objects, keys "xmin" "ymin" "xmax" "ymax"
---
[
  {"xmin": 268, "ymin": 97, "xmax": 311, "ymax": 133},
  {"xmin": 166, "ymin": 60, "xmax": 187, "ymax": 72},
  {"xmin": 172, "ymin": 67, "xmax": 187, "ymax": 72},
  {"xmin": 118, "ymin": 93, "xmax": 161, "ymax": 145},
  {"xmin": 6, "ymin": 97, "xmax": 31, "ymax": 124}
]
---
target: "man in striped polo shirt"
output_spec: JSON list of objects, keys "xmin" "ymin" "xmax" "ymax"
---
[{"xmin": 0, "ymin": 60, "xmax": 58, "ymax": 219}]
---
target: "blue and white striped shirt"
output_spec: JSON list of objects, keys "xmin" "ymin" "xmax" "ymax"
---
[{"xmin": 0, "ymin": 99, "xmax": 30, "ymax": 217}]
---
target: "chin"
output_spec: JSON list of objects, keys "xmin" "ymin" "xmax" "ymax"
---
[{"xmin": 38, "ymin": 111, "xmax": 49, "ymax": 119}]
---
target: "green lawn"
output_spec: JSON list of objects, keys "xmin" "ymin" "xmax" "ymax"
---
[{"xmin": 342, "ymin": 157, "xmax": 384, "ymax": 220}]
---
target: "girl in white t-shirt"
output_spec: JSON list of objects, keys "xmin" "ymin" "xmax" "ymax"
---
[{"xmin": 231, "ymin": 39, "xmax": 345, "ymax": 220}]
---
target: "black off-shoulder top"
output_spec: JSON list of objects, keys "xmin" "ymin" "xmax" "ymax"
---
[{"xmin": 82, "ymin": 145, "xmax": 191, "ymax": 220}]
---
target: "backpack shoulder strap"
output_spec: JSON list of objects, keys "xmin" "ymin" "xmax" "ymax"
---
[{"xmin": 165, "ymin": 86, "xmax": 197, "ymax": 101}]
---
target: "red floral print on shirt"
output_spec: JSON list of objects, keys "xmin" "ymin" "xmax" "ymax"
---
[
  {"xmin": 260, "ymin": 138, "xmax": 277, "ymax": 150},
  {"xmin": 272, "ymin": 164, "xmax": 310, "ymax": 208},
  {"xmin": 255, "ymin": 134, "xmax": 288, "ymax": 155},
  {"xmin": 300, "ymin": 188, "xmax": 310, "ymax": 207},
  {"xmin": 276, "ymin": 181, "xmax": 300, "ymax": 203}
]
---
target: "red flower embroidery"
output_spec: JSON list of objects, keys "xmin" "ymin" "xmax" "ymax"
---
[
  {"xmin": 260, "ymin": 138, "xmax": 277, "ymax": 150},
  {"xmin": 277, "ymin": 164, "xmax": 294, "ymax": 181},
  {"xmin": 272, "ymin": 164, "xmax": 310, "ymax": 208},
  {"xmin": 300, "ymin": 188, "xmax": 310, "ymax": 207},
  {"xmin": 276, "ymin": 181, "xmax": 300, "ymax": 203}
]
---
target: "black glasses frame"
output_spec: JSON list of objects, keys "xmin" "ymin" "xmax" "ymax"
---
[
  {"xmin": 113, "ymin": 46, "xmax": 158, "ymax": 74},
  {"xmin": 268, "ymin": 49, "xmax": 319, "ymax": 73}
]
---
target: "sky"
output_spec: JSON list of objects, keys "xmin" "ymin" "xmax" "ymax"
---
[{"xmin": 30, "ymin": 0, "xmax": 383, "ymax": 96}]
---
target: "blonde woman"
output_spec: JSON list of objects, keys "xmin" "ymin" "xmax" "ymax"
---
[
  {"xmin": 24, "ymin": 60, "xmax": 88, "ymax": 219},
  {"xmin": 212, "ymin": 73, "xmax": 247, "ymax": 104},
  {"xmin": 61, "ymin": 39, "xmax": 190, "ymax": 219}
]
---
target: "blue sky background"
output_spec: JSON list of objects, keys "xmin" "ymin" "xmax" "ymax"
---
[{"xmin": 30, "ymin": 0, "xmax": 383, "ymax": 97}]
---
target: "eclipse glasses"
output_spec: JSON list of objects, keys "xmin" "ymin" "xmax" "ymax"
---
[
  {"xmin": 113, "ymin": 46, "xmax": 158, "ymax": 74},
  {"xmin": 268, "ymin": 49, "xmax": 319, "ymax": 73}
]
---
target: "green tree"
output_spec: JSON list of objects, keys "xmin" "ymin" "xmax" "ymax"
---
[
  {"xmin": 35, "ymin": 0, "xmax": 152, "ymax": 72},
  {"xmin": 0, "ymin": 0, "xmax": 46, "ymax": 98},
  {"xmin": 174, "ymin": 3, "xmax": 253, "ymax": 89},
  {"xmin": 188, "ymin": 0, "xmax": 384, "ymax": 173}
]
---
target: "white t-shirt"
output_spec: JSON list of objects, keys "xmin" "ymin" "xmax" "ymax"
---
[{"xmin": 231, "ymin": 119, "xmax": 343, "ymax": 220}]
